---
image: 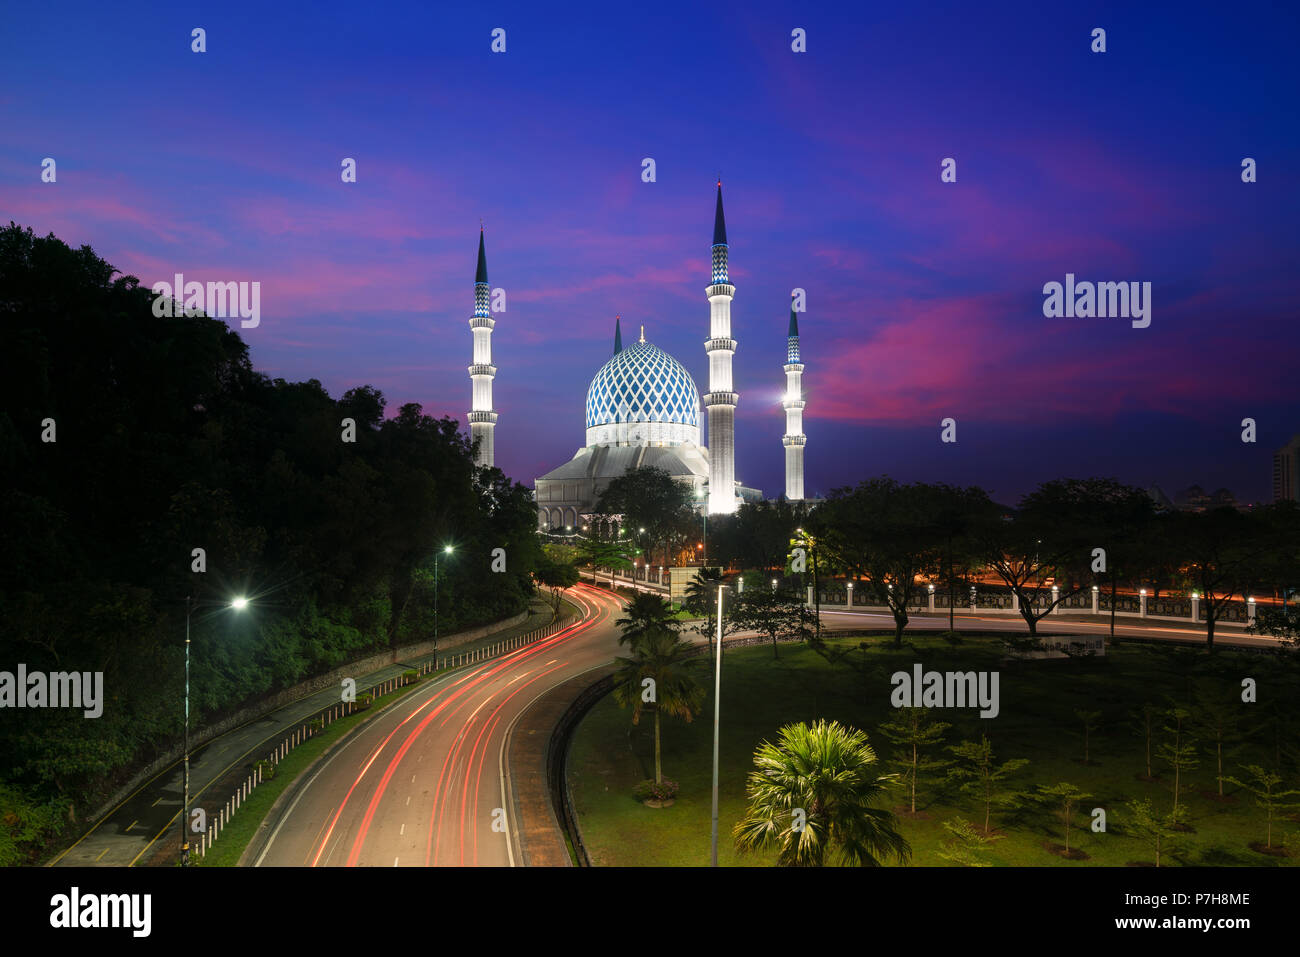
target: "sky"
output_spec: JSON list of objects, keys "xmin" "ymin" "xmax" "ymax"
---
[{"xmin": 3, "ymin": 1, "xmax": 1298, "ymax": 505}]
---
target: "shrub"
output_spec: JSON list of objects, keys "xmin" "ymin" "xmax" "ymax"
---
[
  {"xmin": 254, "ymin": 760, "xmax": 276, "ymax": 781},
  {"xmin": 354, "ymin": 693, "xmax": 373, "ymax": 711},
  {"xmin": 633, "ymin": 779, "xmax": 679, "ymax": 802},
  {"xmin": 402, "ymin": 669, "xmax": 419, "ymax": 685}
]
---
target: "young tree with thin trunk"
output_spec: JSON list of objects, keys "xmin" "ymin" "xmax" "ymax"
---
[
  {"xmin": 1190, "ymin": 681, "xmax": 1245, "ymax": 797},
  {"xmin": 878, "ymin": 708, "xmax": 951, "ymax": 815},
  {"xmin": 1157, "ymin": 707, "xmax": 1199, "ymax": 820},
  {"xmin": 936, "ymin": 817, "xmax": 994, "ymax": 867},
  {"xmin": 1039, "ymin": 782, "xmax": 1092, "ymax": 856},
  {"xmin": 1125, "ymin": 798, "xmax": 1179, "ymax": 866},
  {"xmin": 1222, "ymin": 765, "xmax": 1300, "ymax": 850},
  {"xmin": 1074, "ymin": 709, "xmax": 1102, "ymax": 765},
  {"xmin": 1131, "ymin": 702, "xmax": 1160, "ymax": 779},
  {"xmin": 947, "ymin": 734, "xmax": 1030, "ymax": 835}
]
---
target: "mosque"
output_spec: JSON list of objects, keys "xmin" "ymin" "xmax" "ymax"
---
[{"xmin": 465, "ymin": 183, "xmax": 808, "ymax": 532}]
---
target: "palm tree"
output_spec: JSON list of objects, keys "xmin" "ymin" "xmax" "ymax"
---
[
  {"xmin": 611, "ymin": 627, "xmax": 704, "ymax": 785},
  {"xmin": 615, "ymin": 592, "xmax": 679, "ymax": 648},
  {"xmin": 734, "ymin": 719, "xmax": 911, "ymax": 867}
]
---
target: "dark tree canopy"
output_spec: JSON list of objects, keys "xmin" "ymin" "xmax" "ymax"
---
[{"xmin": 0, "ymin": 223, "xmax": 543, "ymax": 857}]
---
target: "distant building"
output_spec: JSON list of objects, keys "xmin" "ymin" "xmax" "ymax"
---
[{"xmin": 1274, "ymin": 433, "xmax": 1300, "ymax": 502}]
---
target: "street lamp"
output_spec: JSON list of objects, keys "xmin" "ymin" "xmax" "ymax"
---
[
  {"xmin": 182, "ymin": 595, "xmax": 249, "ymax": 866},
  {"xmin": 435, "ymin": 545, "xmax": 455, "ymax": 645},
  {"xmin": 771, "ymin": 578, "xmax": 778, "ymax": 591},
  {"xmin": 710, "ymin": 582, "xmax": 727, "ymax": 866}
]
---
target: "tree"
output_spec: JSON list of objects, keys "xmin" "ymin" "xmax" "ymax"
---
[
  {"xmin": 947, "ymin": 734, "xmax": 1030, "ymax": 835},
  {"xmin": 593, "ymin": 466, "xmax": 696, "ymax": 569},
  {"xmin": 1074, "ymin": 709, "xmax": 1103, "ymax": 765},
  {"xmin": 610, "ymin": 628, "xmax": 703, "ymax": 786},
  {"xmin": 733, "ymin": 720, "xmax": 910, "ymax": 867},
  {"xmin": 534, "ymin": 559, "xmax": 579, "ymax": 616},
  {"xmin": 936, "ymin": 817, "xmax": 994, "ymax": 867},
  {"xmin": 976, "ymin": 478, "xmax": 1153, "ymax": 639},
  {"xmin": 814, "ymin": 478, "xmax": 957, "ymax": 646},
  {"xmin": 878, "ymin": 708, "xmax": 951, "ymax": 815},
  {"xmin": 730, "ymin": 587, "xmax": 816, "ymax": 659},
  {"xmin": 1038, "ymin": 782, "xmax": 1092, "ymax": 856},
  {"xmin": 579, "ymin": 538, "xmax": 635, "ymax": 588},
  {"xmin": 713, "ymin": 499, "xmax": 805, "ymax": 574},
  {"xmin": 1222, "ymin": 765, "xmax": 1300, "ymax": 850},
  {"xmin": 683, "ymin": 568, "xmax": 740, "ymax": 670},
  {"xmin": 1157, "ymin": 707, "xmax": 1199, "ymax": 819},
  {"xmin": 615, "ymin": 592, "xmax": 680, "ymax": 648},
  {"xmin": 1125, "ymin": 798, "xmax": 1179, "ymax": 867},
  {"xmin": 1130, "ymin": 702, "xmax": 1160, "ymax": 779},
  {"xmin": 1170, "ymin": 507, "xmax": 1269, "ymax": 652},
  {"xmin": 1190, "ymin": 680, "xmax": 1245, "ymax": 797}
]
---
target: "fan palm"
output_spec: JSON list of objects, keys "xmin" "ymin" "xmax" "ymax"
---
[
  {"xmin": 616, "ymin": 592, "xmax": 680, "ymax": 648},
  {"xmin": 734, "ymin": 719, "xmax": 911, "ymax": 867},
  {"xmin": 611, "ymin": 627, "xmax": 704, "ymax": 784}
]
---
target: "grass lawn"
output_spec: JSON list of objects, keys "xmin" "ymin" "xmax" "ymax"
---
[{"xmin": 568, "ymin": 633, "xmax": 1300, "ymax": 866}]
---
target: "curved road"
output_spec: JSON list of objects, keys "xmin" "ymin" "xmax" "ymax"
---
[
  {"xmin": 253, "ymin": 582, "xmax": 624, "ymax": 867},
  {"xmin": 251, "ymin": 581, "xmax": 1280, "ymax": 867}
]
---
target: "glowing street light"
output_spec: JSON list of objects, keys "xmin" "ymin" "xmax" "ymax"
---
[
  {"xmin": 435, "ymin": 545, "xmax": 456, "ymax": 645},
  {"xmin": 182, "ymin": 594, "xmax": 249, "ymax": 866}
]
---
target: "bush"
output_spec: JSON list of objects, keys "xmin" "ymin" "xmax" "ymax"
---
[
  {"xmin": 633, "ymin": 778, "xmax": 679, "ymax": 802},
  {"xmin": 354, "ymin": 693, "xmax": 373, "ymax": 711},
  {"xmin": 309, "ymin": 718, "xmax": 324, "ymax": 734},
  {"xmin": 402, "ymin": 669, "xmax": 419, "ymax": 685},
  {"xmin": 254, "ymin": 760, "xmax": 276, "ymax": 782}
]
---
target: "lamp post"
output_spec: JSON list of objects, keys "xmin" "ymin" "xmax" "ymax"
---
[
  {"xmin": 696, "ymin": 488, "xmax": 707, "ymax": 567},
  {"xmin": 435, "ymin": 545, "xmax": 454, "ymax": 645},
  {"xmin": 182, "ymin": 594, "xmax": 248, "ymax": 866},
  {"xmin": 710, "ymin": 582, "xmax": 726, "ymax": 866}
]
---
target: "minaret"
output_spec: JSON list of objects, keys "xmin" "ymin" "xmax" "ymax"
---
[
  {"xmin": 613, "ymin": 314, "xmax": 623, "ymax": 354},
  {"xmin": 467, "ymin": 227, "xmax": 497, "ymax": 467},
  {"xmin": 782, "ymin": 296, "xmax": 806, "ymax": 500},
  {"xmin": 703, "ymin": 181, "xmax": 738, "ymax": 515}
]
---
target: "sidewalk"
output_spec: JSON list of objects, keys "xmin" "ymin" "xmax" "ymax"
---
[{"xmin": 50, "ymin": 601, "xmax": 555, "ymax": 867}]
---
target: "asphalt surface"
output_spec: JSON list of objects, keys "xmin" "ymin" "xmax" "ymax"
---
[
  {"xmin": 250, "ymin": 583, "xmax": 625, "ymax": 867},
  {"xmin": 48, "ymin": 603, "xmax": 553, "ymax": 867}
]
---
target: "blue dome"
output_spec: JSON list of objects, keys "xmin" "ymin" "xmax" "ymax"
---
[{"xmin": 585, "ymin": 340, "xmax": 700, "ymax": 431}]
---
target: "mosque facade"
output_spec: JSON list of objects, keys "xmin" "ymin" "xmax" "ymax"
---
[{"xmin": 467, "ymin": 184, "xmax": 806, "ymax": 533}]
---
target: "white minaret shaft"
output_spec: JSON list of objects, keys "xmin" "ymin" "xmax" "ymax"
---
[
  {"xmin": 783, "ymin": 299, "xmax": 805, "ymax": 500},
  {"xmin": 704, "ymin": 182, "xmax": 737, "ymax": 515},
  {"xmin": 467, "ymin": 228, "xmax": 497, "ymax": 467}
]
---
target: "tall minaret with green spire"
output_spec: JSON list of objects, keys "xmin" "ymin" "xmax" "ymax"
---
[
  {"xmin": 467, "ymin": 227, "xmax": 498, "ymax": 467},
  {"xmin": 704, "ymin": 181, "xmax": 738, "ymax": 514},
  {"xmin": 782, "ymin": 295, "xmax": 806, "ymax": 500}
]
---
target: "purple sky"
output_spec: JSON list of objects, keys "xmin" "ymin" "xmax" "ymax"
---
[{"xmin": 3, "ymin": 2, "xmax": 1297, "ymax": 503}]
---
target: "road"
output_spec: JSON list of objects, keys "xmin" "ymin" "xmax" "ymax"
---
[{"xmin": 252, "ymin": 582, "xmax": 625, "ymax": 866}]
